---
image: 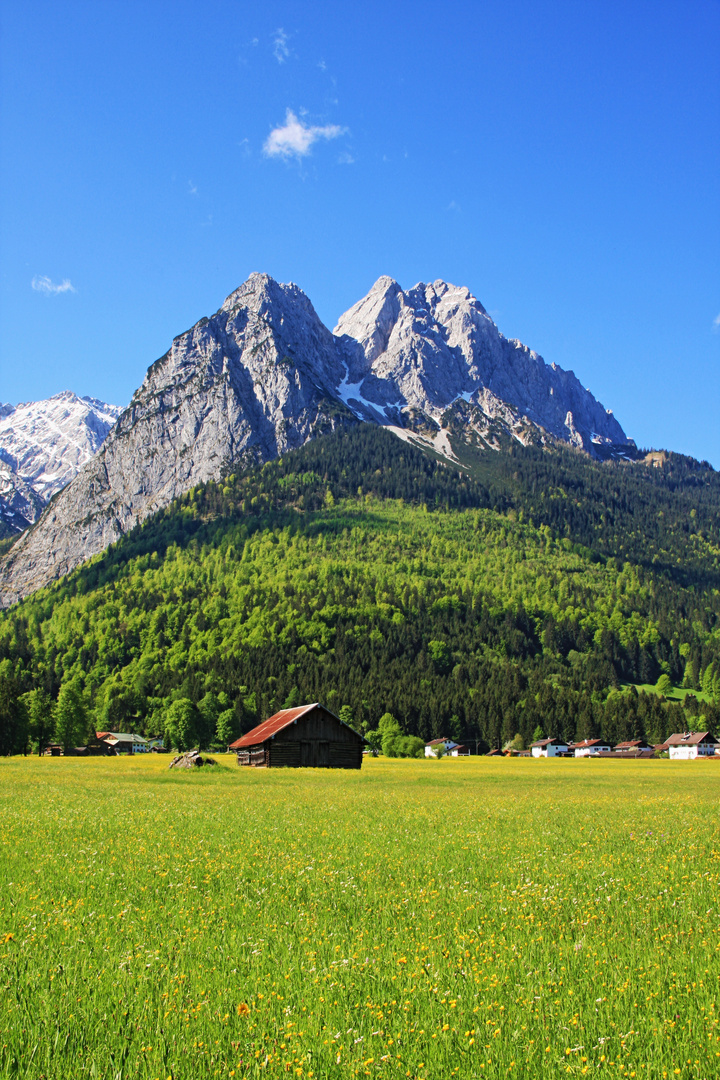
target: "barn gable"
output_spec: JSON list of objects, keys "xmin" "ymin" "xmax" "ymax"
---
[{"xmin": 230, "ymin": 703, "xmax": 365, "ymax": 769}]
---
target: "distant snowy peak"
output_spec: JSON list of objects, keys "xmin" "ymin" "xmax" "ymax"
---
[
  {"xmin": 0, "ymin": 391, "xmax": 122, "ymax": 533},
  {"xmin": 334, "ymin": 277, "xmax": 631, "ymax": 456}
]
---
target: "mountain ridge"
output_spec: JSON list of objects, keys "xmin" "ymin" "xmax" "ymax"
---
[
  {"xmin": 0, "ymin": 273, "xmax": 635, "ymax": 606},
  {"xmin": 0, "ymin": 391, "xmax": 122, "ymax": 536}
]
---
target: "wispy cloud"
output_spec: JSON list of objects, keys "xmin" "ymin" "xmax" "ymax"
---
[
  {"xmin": 263, "ymin": 109, "xmax": 345, "ymax": 160},
  {"xmin": 713, "ymin": 313, "xmax": 720, "ymax": 329},
  {"xmin": 337, "ymin": 151, "xmax": 355, "ymax": 165},
  {"xmin": 273, "ymin": 28, "xmax": 290, "ymax": 64},
  {"xmin": 188, "ymin": 180, "xmax": 198, "ymax": 195},
  {"xmin": 31, "ymin": 275, "xmax": 76, "ymax": 295}
]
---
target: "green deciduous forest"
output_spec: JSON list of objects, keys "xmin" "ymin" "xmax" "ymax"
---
[{"xmin": 0, "ymin": 426, "xmax": 719, "ymax": 754}]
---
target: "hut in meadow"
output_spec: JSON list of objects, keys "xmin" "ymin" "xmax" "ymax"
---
[{"xmin": 229, "ymin": 703, "xmax": 365, "ymax": 769}]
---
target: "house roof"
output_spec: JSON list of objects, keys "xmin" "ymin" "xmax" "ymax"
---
[
  {"xmin": 614, "ymin": 739, "xmax": 652, "ymax": 750},
  {"xmin": 229, "ymin": 703, "xmax": 363, "ymax": 750},
  {"xmin": 426, "ymin": 738, "xmax": 457, "ymax": 747},
  {"xmin": 572, "ymin": 739, "xmax": 608, "ymax": 748},
  {"xmin": 229, "ymin": 704, "xmax": 318, "ymax": 749},
  {"xmin": 662, "ymin": 731, "xmax": 716, "ymax": 747},
  {"xmin": 530, "ymin": 737, "xmax": 566, "ymax": 747}
]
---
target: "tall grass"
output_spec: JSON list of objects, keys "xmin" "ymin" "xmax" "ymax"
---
[{"xmin": 1, "ymin": 756, "xmax": 718, "ymax": 1078}]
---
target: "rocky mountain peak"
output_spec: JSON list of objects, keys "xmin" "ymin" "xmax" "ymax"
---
[
  {"xmin": 335, "ymin": 277, "xmax": 630, "ymax": 455},
  {"xmin": 0, "ymin": 272, "xmax": 635, "ymax": 607}
]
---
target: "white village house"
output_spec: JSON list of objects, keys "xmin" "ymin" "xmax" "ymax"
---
[
  {"xmin": 572, "ymin": 738, "xmax": 612, "ymax": 757},
  {"xmin": 425, "ymin": 738, "xmax": 470, "ymax": 758},
  {"xmin": 662, "ymin": 731, "xmax": 718, "ymax": 760},
  {"xmin": 613, "ymin": 739, "xmax": 655, "ymax": 754},
  {"xmin": 530, "ymin": 737, "xmax": 569, "ymax": 758},
  {"xmin": 96, "ymin": 731, "xmax": 152, "ymax": 755}
]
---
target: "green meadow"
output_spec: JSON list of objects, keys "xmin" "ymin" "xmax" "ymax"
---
[{"xmin": 1, "ymin": 755, "xmax": 719, "ymax": 1080}]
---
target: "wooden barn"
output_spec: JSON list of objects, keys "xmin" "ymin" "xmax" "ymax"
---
[{"xmin": 229, "ymin": 703, "xmax": 365, "ymax": 769}]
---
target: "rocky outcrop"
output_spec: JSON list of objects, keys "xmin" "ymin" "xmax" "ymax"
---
[
  {"xmin": 0, "ymin": 275, "xmax": 355, "ymax": 605},
  {"xmin": 0, "ymin": 392, "xmax": 121, "ymax": 534},
  {"xmin": 0, "ymin": 273, "xmax": 634, "ymax": 607},
  {"xmin": 334, "ymin": 277, "xmax": 632, "ymax": 456},
  {"xmin": 169, "ymin": 750, "xmax": 217, "ymax": 769}
]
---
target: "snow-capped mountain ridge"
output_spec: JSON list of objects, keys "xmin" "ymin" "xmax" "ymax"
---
[
  {"xmin": 0, "ymin": 391, "xmax": 122, "ymax": 534},
  {"xmin": 0, "ymin": 273, "xmax": 633, "ymax": 605}
]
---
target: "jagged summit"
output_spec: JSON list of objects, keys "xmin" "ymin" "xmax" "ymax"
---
[
  {"xmin": 0, "ymin": 273, "xmax": 634, "ymax": 606},
  {"xmin": 335, "ymin": 277, "xmax": 628, "ymax": 455}
]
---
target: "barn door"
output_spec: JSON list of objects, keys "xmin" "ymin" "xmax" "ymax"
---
[
  {"xmin": 301, "ymin": 741, "xmax": 312, "ymax": 767},
  {"xmin": 318, "ymin": 741, "xmax": 330, "ymax": 767}
]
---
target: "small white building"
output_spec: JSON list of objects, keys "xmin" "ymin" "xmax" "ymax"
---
[
  {"xmin": 530, "ymin": 737, "xmax": 569, "ymax": 758},
  {"xmin": 664, "ymin": 732, "xmax": 717, "ymax": 760},
  {"xmin": 425, "ymin": 738, "xmax": 465, "ymax": 758},
  {"xmin": 98, "ymin": 732, "xmax": 150, "ymax": 755},
  {"xmin": 613, "ymin": 739, "xmax": 655, "ymax": 754},
  {"xmin": 572, "ymin": 738, "xmax": 612, "ymax": 757},
  {"xmin": 449, "ymin": 744, "xmax": 470, "ymax": 757}
]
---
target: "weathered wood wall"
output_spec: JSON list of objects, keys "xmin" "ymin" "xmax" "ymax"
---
[{"xmin": 237, "ymin": 705, "xmax": 363, "ymax": 769}]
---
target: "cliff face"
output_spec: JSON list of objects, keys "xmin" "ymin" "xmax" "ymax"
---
[
  {"xmin": 0, "ymin": 274, "xmax": 355, "ymax": 605},
  {"xmin": 334, "ymin": 277, "xmax": 630, "ymax": 455},
  {"xmin": 0, "ymin": 273, "xmax": 633, "ymax": 606}
]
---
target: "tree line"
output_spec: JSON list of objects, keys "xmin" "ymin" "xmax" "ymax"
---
[{"xmin": 0, "ymin": 426, "xmax": 718, "ymax": 755}]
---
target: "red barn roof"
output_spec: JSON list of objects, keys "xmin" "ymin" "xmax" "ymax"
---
[
  {"xmin": 229, "ymin": 703, "xmax": 366, "ymax": 750},
  {"xmin": 229, "ymin": 704, "xmax": 317, "ymax": 749}
]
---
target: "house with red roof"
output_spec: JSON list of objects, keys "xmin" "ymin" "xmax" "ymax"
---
[
  {"xmin": 229, "ymin": 703, "xmax": 365, "ymax": 769},
  {"xmin": 613, "ymin": 739, "xmax": 655, "ymax": 754},
  {"xmin": 530, "ymin": 737, "xmax": 569, "ymax": 758},
  {"xmin": 660, "ymin": 731, "xmax": 718, "ymax": 760},
  {"xmin": 571, "ymin": 738, "xmax": 612, "ymax": 757}
]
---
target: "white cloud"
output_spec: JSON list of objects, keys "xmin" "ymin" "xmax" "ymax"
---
[
  {"xmin": 188, "ymin": 180, "xmax": 198, "ymax": 195},
  {"xmin": 31, "ymin": 275, "xmax": 76, "ymax": 295},
  {"xmin": 263, "ymin": 109, "xmax": 345, "ymax": 159},
  {"xmin": 273, "ymin": 28, "xmax": 290, "ymax": 64},
  {"xmin": 337, "ymin": 151, "xmax": 355, "ymax": 165},
  {"xmin": 713, "ymin": 313, "xmax": 720, "ymax": 329}
]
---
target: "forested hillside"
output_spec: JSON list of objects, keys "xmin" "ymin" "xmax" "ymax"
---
[{"xmin": 0, "ymin": 426, "xmax": 718, "ymax": 754}]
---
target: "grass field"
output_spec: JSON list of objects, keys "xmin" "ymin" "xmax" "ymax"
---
[
  {"xmin": 1, "ymin": 756, "xmax": 719, "ymax": 1079},
  {"xmin": 620, "ymin": 684, "xmax": 714, "ymax": 706}
]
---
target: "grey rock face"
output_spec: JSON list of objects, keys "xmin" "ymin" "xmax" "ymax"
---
[
  {"xmin": 0, "ymin": 274, "xmax": 354, "ymax": 605},
  {"xmin": 0, "ymin": 272, "xmax": 633, "ymax": 606},
  {"xmin": 334, "ymin": 277, "xmax": 632, "ymax": 454},
  {"xmin": 0, "ymin": 391, "xmax": 122, "ymax": 536}
]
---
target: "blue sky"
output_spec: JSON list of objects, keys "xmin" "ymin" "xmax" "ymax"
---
[{"xmin": 1, "ymin": 0, "xmax": 718, "ymax": 464}]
